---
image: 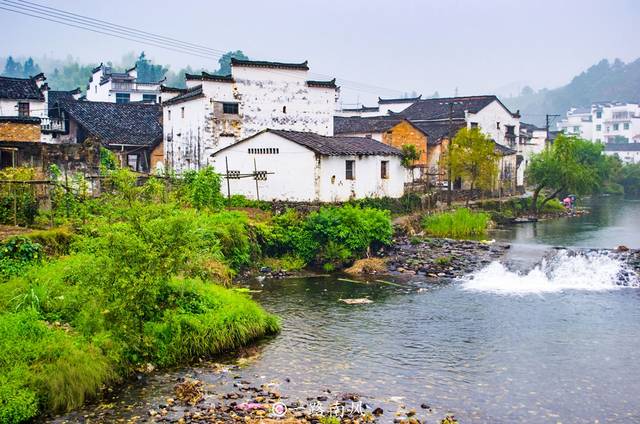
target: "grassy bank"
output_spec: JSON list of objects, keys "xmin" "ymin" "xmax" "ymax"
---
[
  {"xmin": 0, "ymin": 167, "xmax": 394, "ymax": 422},
  {"xmin": 422, "ymin": 208, "xmax": 491, "ymax": 239}
]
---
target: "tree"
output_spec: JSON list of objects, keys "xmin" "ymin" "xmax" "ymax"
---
[
  {"xmin": 135, "ymin": 52, "xmax": 167, "ymax": 83},
  {"xmin": 215, "ymin": 50, "xmax": 249, "ymax": 76},
  {"xmin": 22, "ymin": 57, "xmax": 41, "ymax": 77},
  {"xmin": 443, "ymin": 128, "xmax": 499, "ymax": 205},
  {"xmin": 2, "ymin": 56, "xmax": 23, "ymax": 77},
  {"xmin": 526, "ymin": 134, "xmax": 604, "ymax": 215},
  {"xmin": 400, "ymin": 144, "xmax": 421, "ymax": 183}
]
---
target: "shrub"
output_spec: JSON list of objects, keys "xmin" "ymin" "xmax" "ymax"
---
[
  {"xmin": 26, "ymin": 227, "xmax": 74, "ymax": 256},
  {"xmin": 0, "ymin": 237, "xmax": 42, "ymax": 281},
  {"xmin": 0, "ymin": 167, "xmax": 38, "ymax": 226},
  {"xmin": 422, "ymin": 208, "xmax": 490, "ymax": 239},
  {"xmin": 181, "ymin": 167, "xmax": 224, "ymax": 210}
]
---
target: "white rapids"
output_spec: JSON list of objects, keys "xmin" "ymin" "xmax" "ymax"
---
[{"xmin": 460, "ymin": 249, "xmax": 639, "ymax": 295}]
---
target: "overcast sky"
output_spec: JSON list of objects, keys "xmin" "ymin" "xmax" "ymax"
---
[{"xmin": 2, "ymin": 0, "xmax": 639, "ymax": 105}]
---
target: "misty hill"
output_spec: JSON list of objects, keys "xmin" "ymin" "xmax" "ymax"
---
[{"xmin": 504, "ymin": 58, "xmax": 640, "ymax": 126}]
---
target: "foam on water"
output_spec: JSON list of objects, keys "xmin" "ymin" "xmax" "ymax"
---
[{"xmin": 460, "ymin": 250, "xmax": 639, "ymax": 295}]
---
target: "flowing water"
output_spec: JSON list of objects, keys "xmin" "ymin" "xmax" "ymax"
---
[{"xmin": 55, "ymin": 197, "xmax": 640, "ymax": 423}]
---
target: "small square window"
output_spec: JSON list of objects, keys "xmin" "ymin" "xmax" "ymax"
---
[
  {"xmin": 470, "ymin": 122, "xmax": 478, "ymax": 129},
  {"xmin": 181, "ymin": 107, "xmax": 185, "ymax": 118},
  {"xmin": 223, "ymin": 103, "xmax": 239, "ymax": 114},
  {"xmin": 596, "ymin": 111, "xmax": 602, "ymax": 119},
  {"xmin": 18, "ymin": 102, "xmax": 29, "ymax": 117},
  {"xmin": 345, "ymin": 160, "xmax": 355, "ymax": 180},
  {"xmin": 624, "ymin": 123, "xmax": 630, "ymax": 130},
  {"xmin": 596, "ymin": 124, "xmax": 601, "ymax": 131},
  {"xmin": 143, "ymin": 94, "xmax": 157, "ymax": 103},
  {"xmin": 115, "ymin": 93, "xmax": 130, "ymax": 104},
  {"xmin": 496, "ymin": 122, "xmax": 500, "ymax": 129},
  {"xmin": 613, "ymin": 124, "xmax": 619, "ymax": 131},
  {"xmin": 381, "ymin": 160, "xmax": 389, "ymax": 179}
]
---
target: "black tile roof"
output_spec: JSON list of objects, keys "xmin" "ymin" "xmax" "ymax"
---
[
  {"xmin": 398, "ymin": 95, "xmax": 518, "ymax": 121},
  {"xmin": 604, "ymin": 143, "xmax": 640, "ymax": 152},
  {"xmin": 520, "ymin": 122, "xmax": 543, "ymax": 132},
  {"xmin": 341, "ymin": 105, "xmax": 380, "ymax": 113},
  {"xmin": 412, "ymin": 121, "xmax": 465, "ymax": 145},
  {"xmin": 185, "ymin": 72, "xmax": 234, "ymax": 83},
  {"xmin": 268, "ymin": 130, "xmax": 401, "ymax": 156},
  {"xmin": 0, "ymin": 76, "xmax": 44, "ymax": 100},
  {"xmin": 0, "ymin": 116, "xmax": 41, "ymax": 124},
  {"xmin": 492, "ymin": 141, "xmax": 517, "ymax": 156},
  {"xmin": 334, "ymin": 116, "xmax": 405, "ymax": 134},
  {"xmin": 230, "ymin": 58, "xmax": 309, "ymax": 71},
  {"xmin": 162, "ymin": 85, "xmax": 204, "ymax": 106},
  {"xmin": 378, "ymin": 95, "xmax": 422, "ymax": 104},
  {"xmin": 57, "ymin": 100, "xmax": 162, "ymax": 147},
  {"xmin": 307, "ymin": 79, "xmax": 337, "ymax": 89},
  {"xmin": 214, "ymin": 129, "xmax": 402, "ymax": 157},
  {"xmin": 160, "ymin": 85, "xmax": 187, "ymax": 93},
  {"xmin": 48, "ymin": 89, "xmax": 80, "ymax": 109}
]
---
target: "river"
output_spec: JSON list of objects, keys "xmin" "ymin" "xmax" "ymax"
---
[{"xmin": 52, "ymin": 196, "xmax": 640, "ymax": 423}]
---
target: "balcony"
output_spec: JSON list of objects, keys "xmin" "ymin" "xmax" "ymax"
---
[
  {"xmin": 111, "ymin": 81, "xmax": 160, "ymax": 93},
  {"xmin": 41, "ymin": 117, "xmax": 66, "ymax": 133}
]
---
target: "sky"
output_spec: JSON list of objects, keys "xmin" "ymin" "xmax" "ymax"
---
[{"xmin": 1, "ymin": 0, "xmax": 639, "ymax": 105}]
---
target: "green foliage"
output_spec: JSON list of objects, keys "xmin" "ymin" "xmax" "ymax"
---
[
  {"xmin": 445, "ymin": 127, "xmax": 499, "ymax": 195},
  {"xmin": 226, "ymin": 194, "xmax": 272, "ymax": 211},
  {"xmin": 435, "ymin": 256, "xmax": 452, "ymax": 266},
  {"xmin": 527, "ymin": 134, "xmax": 607, "ymax": 214},
  {"xmin": 0, "ymin": 167, "xmax": 39, "ymax": 226},
  {"xmin": 0, "ymin": 237, "xmax": 42, "ymax": 281},
  {"xmin": 215, "ymin": 50, "xmax": 249, "ymax": 76},
  {"xmin": 400, "ymin": 144, "xmax": 421, "ymax": 168},
  {"xmin": 1, "ymin": 56, "xmax": 41, "ymax": 78},
  {"xmin": 135, "ymin": 52, "xmax": 167, "ymax": 83},
  {"xmin": 352, "ymin": 193, "xmax": 422, "ymax": 214},
  {"xmin": 99, "ymin": 147, "xmax": 119, "ymax": 172},
  {"xmin": 422, "ymin": 208, "xmax": 490, "ymax": 239},
  {"xmin": 181, "ymin": 167, "xmax": 224, "ymax": 210}
]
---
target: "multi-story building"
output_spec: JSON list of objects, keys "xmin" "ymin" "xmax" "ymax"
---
[
  {"xmin": 86, "ymin": 63, "xmax": 162, "ymax": 104},
  {"xmin": 162, "ymin": 58, "xmax": 339, "ymax": 173},
  {"xmin": 557, "ymin": 107, "xmax": 593, "ymax": 140},
  {"xmin": 559, "ymin": 102, "xmax": 640, "ymax": 163}
]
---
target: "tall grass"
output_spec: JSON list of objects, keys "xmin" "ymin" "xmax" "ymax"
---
[{"xmin": 422, "ymin": 208, "xmax": 490, "ymax": 239}]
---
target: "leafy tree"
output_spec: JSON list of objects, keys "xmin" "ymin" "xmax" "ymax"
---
[
  {"xmin": 135, "ymin": 51, "xmax": 168, "ymax": 83},
  {"xmin": 400, "ymin": 144, "xmax": 420, "ymax": 168},
  {"xmin": 215, "ymin": 50, "xmax": 249, "ymax": 76},
  {"xmin": 443, "ymin": 128, "xmax": 499, "ymax": 204},
  {"xmin": 2, "ymin": 56, "xmax": 23, "ymax": 77},
  {"xmin": 526, "ymin": 134, "xmax": 605, "ymax": 214},
  {"xmin": 22, "ymin": 57, "xmax": 41, "ymax": 77}
]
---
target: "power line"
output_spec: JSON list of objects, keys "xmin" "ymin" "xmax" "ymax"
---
[{"xmin": 0, "ymin": 0, "xmax": 405, "ymax": 96}]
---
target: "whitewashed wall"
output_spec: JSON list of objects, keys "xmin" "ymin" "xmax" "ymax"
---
[
  {"xmin": 0, "ymin": 98, "xmax": 47, "ymax": 118},
  {"xmin": 210, "ymin": 131, "xmax": 404, "ymax": 202},
  {"xmin": 467, "ymin": 100, "xmax": 520, "ymax": 148}
]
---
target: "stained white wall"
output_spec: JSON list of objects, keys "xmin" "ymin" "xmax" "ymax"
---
[
  {"xmin": 210, "ymin": 131, "xmax": 404, "ymax": 202},
  {"xmin": 0, "ymin": 98, "xmax": 47, "ymax": 118},
  {"xmin": 164, "ymin": 63, "xmax": 337, "ymax": 173},
  {"xmin": 467, "ymin": 100, "xmax": 520, "ymax": 148}
]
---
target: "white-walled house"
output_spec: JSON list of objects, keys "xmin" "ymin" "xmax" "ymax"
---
[
  {"xmin": 592, "ymin": 102, "xmax": 640, "ymax": 145},
  {"xmin": 86, "ymin": 63, "xmax": 162, "ymax": 104},
  {"xmin": 163, "ymin": 59, "xmax": 338, "ymax": 173},
  {"xmin": 397, "ymin": 95, "xmax": 524, "ymax": 186},
  {"xmin": 557, "ymin": 107, "xmax": 593, "ymax": 140},
  {"xmin": 210, "ymin": 129, "xmax": 404, "ymax": 202}
]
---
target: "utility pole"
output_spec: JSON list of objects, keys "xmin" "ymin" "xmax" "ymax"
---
[{"xmin": 545, "ymin": 114, "xmax": 560, "ymax": 146}]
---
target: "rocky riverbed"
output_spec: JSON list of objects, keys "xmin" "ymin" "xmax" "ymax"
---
[
  {"xmin": 48, "ymin": 354, "xmax": 459, "ymax": 424},
  {"xmin": 383, "ymin": 237, "xmax": 511, "ymax": 279}
]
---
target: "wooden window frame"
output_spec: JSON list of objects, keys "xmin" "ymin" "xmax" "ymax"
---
[
  {"xmin": 18, "ymin": 102, "xmax": 29, "ymax": 117},
  {"xmin": 345, "ymin": 160, "xmax": 355, "ymax": 180},
  {"xmin": 381, "ymin": 160, "xmax": 389, "ymax": 179}
]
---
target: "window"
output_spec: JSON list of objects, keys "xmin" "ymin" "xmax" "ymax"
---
[
  {"xmin": 168, "ymin": 110, "xmax": 171, "ymax": 121},
  {"xmin": 573, "ymin": 126, "xmax": 580, "ymax": 133},
  {"xmin": 380, "ymin": 160, "xmax": 389, "ymax": 179},
  {"xmin": 345, "ymin": 160, "xmax": 355, "ymax": 180},
  {"xmin": 624, "ymin": 123, "xmax": 630, "ymax": 130},
  {"xmin": 596, "ymin": 138, "xmax": 602, "ymax": 143},
  {"xmin": 127, "ymin": 154, "xmax": 138, "ymax": 171},
  {"xmin": 143, "ymin": 94, "xmax": 157, "ymax": 103},
  {"xmin": 470, "ymin": 122, "xmax": 478, "ymax": 129},
  {"xmin": 0, "ymin": 148, "xmax": 17, "ymax": 169},
  {"xmin": 115, "ymin": 93, "xmax": 130, "ymax": 104},
  {"xmin": 223, "ymin": 103, "xmax": 239, "ymax": 114},
  {"xmin": 94, "ymin": 85, "xmax": 97, "ymax": 94},
  {"xmin": 596, "ymin": 124, "xmax": 601, "ymax": 131},
  {"xmin": 282, "ymin": 106, "xmax": 287, "ymax": 114},
  {"xmin": 596, "ymin": 111, "xmax": 602, "ymax": 119},
  {"xmin": 248, "ymin": 147, "xmax": 279, "ymax": 154},
  {"xmin": 17, "ymin": 102, "xmax": 29, "ymax": 117},
  {"xmin": 613, "ymin": 123, "xmax": 619, "ymax": 131},
  {"xmin": 181, "ymin": 107, "xmax": 185, "ymax": 118},
  {"xmin": 496, "ymin": 122, "xmax": 500, "ymax": 129}
]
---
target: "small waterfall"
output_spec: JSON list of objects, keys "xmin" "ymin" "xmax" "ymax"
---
[{"xmin": 460, "ymin": 250, "xmax": 639, "ymax": 295}]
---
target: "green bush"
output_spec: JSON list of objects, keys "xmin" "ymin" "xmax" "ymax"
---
[
  {"xmin": 422, "ymin": 208, "xmax": 490, "ymax": 239},
  {"xmin": 0, "ymin": 237, "xmax": 42, "ymax": 281},
  {"xmin": 0, "ymin": 168, "xmax": 39, "ymax": 226}
]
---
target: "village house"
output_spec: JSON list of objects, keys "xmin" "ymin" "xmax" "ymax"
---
[
  {"xmin": 333, "ymin": 115, "xmax": 428, "ymax": 181},
  {"xmin": 0, "ymin": 74, "xmax": 99, "ymax": 172},
  {"xmin": 396, "ymin": 95, "xmax": 522, "ymax": 190},
  {"xmin": 337, "ymin": 95, "xmax": 422, "ymax": 117},
  {"xmin": 50, "ymin": 99, "xmax": 163, "ymax": 172},
  {"xmin": 210, "ymin": 129, "xmax": 404, "ymax": 202},
  {"xmin": 163, "ymin": 58, "xmax": 338, "ymax": 173},
  {"xmin": 86, "ymin": 63, "xmax": 162, "ymax": 104}
]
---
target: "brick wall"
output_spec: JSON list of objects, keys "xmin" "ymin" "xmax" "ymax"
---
[
  {"xmin": 383, "ymin": 121, "xmax": 428, "ymax": 165},
  {"xmin": 0, "ymin": 121, "xmax": 41, "ymax": 142}
]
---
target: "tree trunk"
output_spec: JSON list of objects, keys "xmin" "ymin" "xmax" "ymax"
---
[
  {"xmin": 530, "ymin": 185, "xmax": 544, "ymax": 216},
  {"xmin": 540, "ymin": 187, "xmax": 564, "ymax": 210}
]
